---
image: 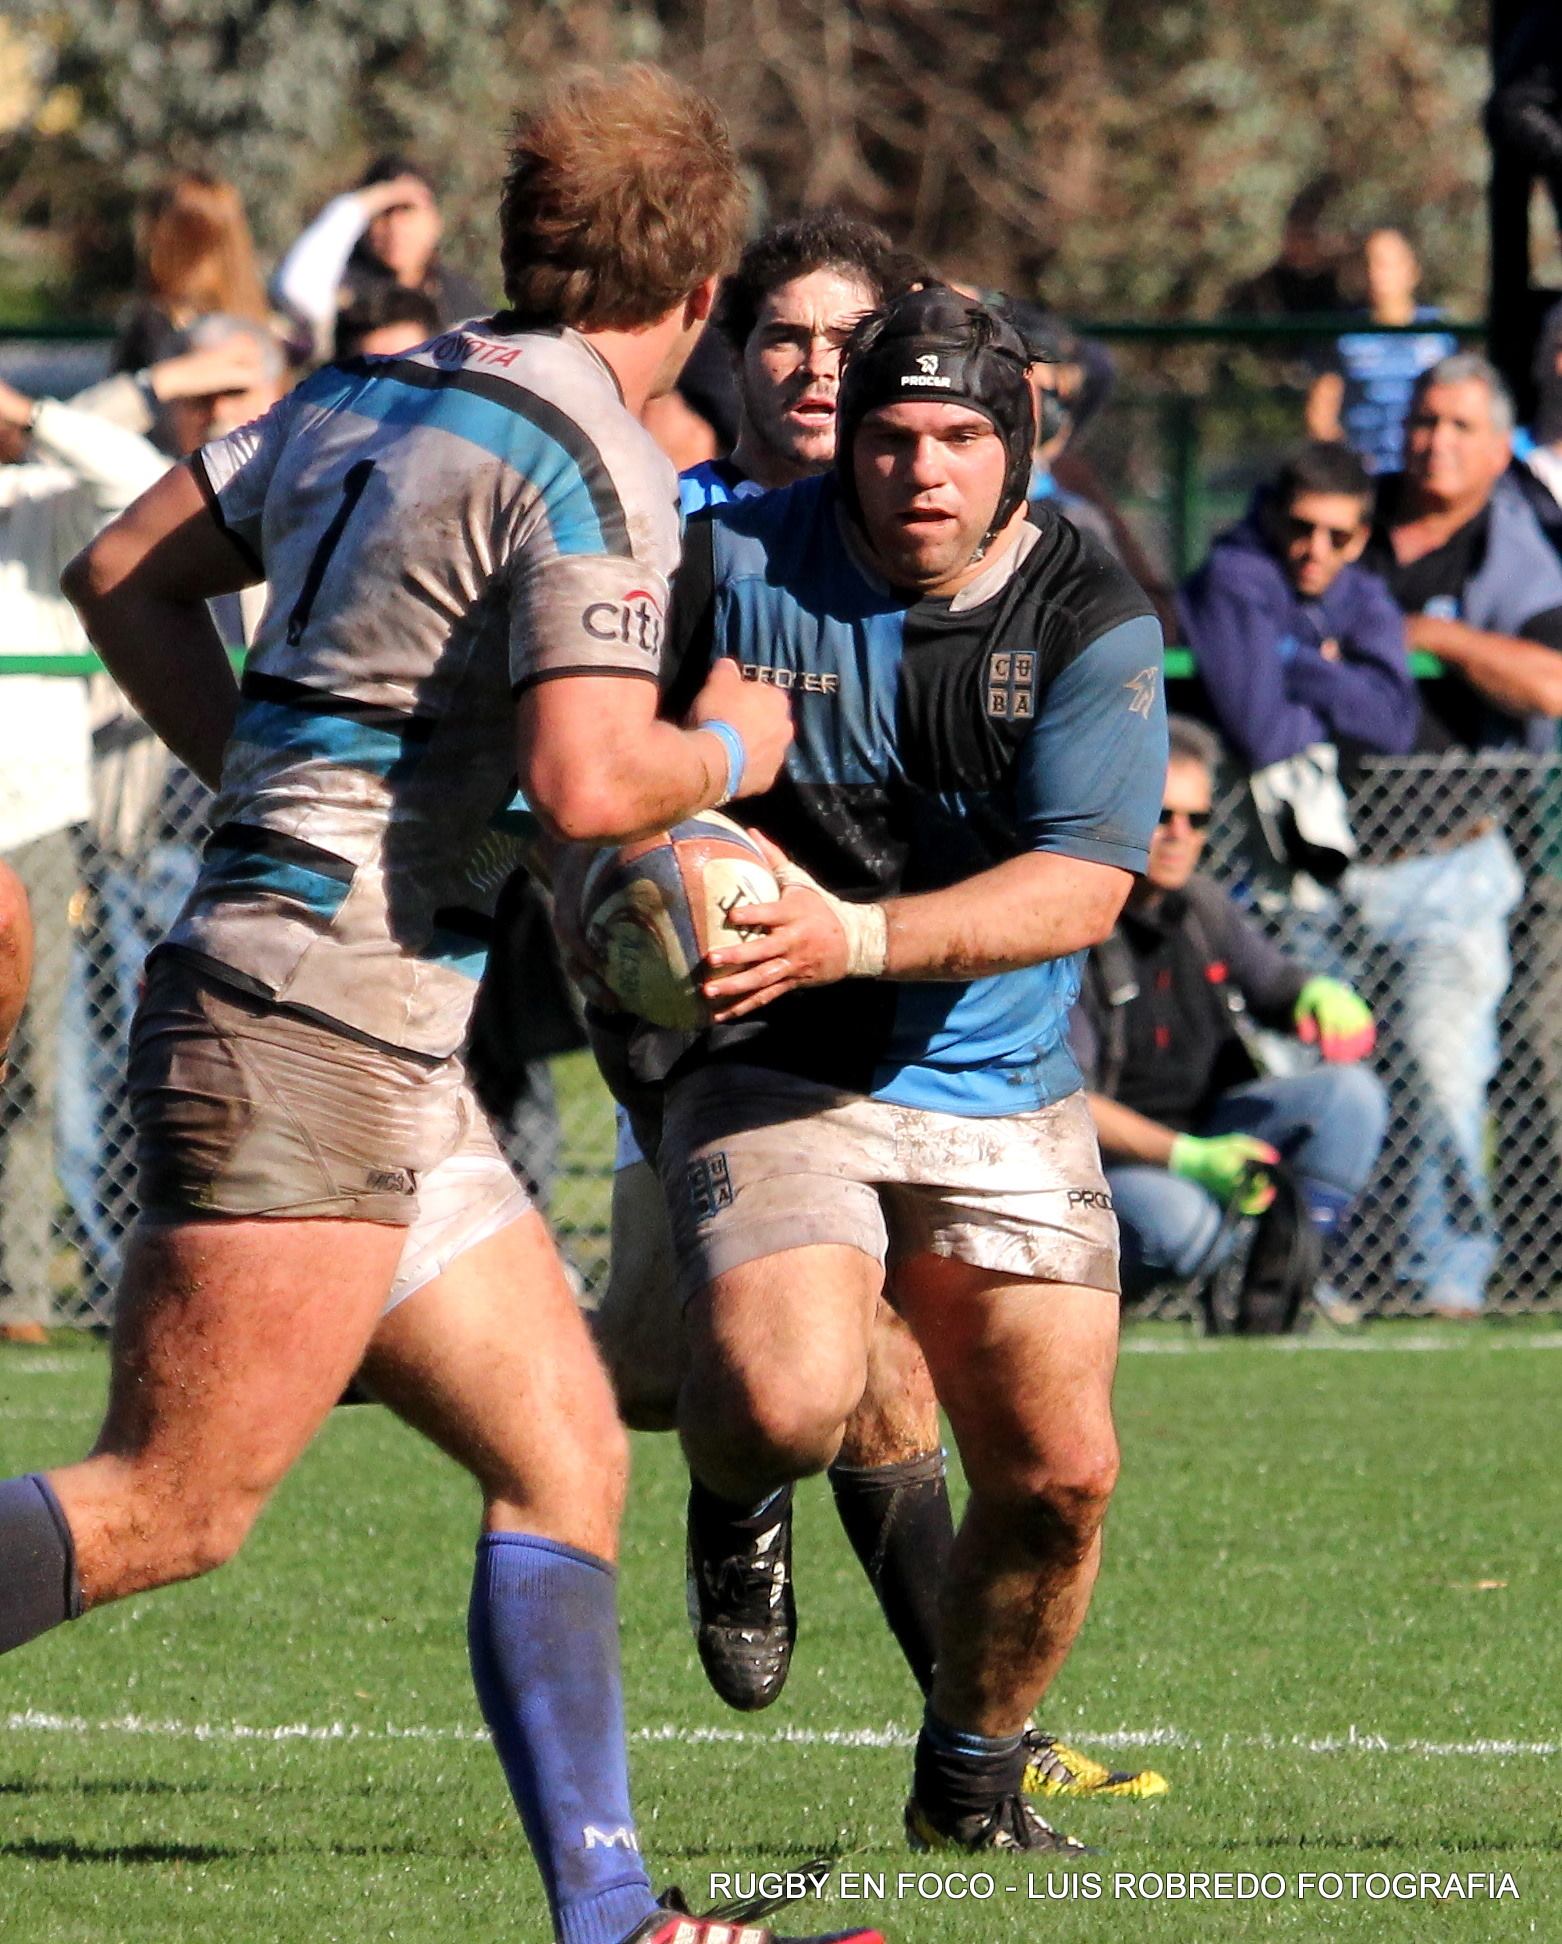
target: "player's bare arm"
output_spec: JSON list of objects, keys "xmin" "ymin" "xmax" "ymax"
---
[
  {"xmin": 63, "ymin": 462, "xmax": 257, "ymax": 789},
  {"xmin": 703, "ymin": 844, "xmax": 1131, "ymax": 1019},
  {"xmin": 517, "ymin": 654, "xmax": 793, "ymax": 844}
]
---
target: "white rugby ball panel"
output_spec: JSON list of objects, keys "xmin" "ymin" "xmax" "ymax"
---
[{"xmin": 576, "ymin": 812, "xmax": 780, "ymax": 1028}]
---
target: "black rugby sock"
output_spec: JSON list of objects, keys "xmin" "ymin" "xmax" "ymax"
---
[
  {"xmin": 0, "ymin": 1475, "xmax": 85, "ymax": 1652},
  {"xmin": 687, "ymin": 1477, "xmax": 792, "ymax": 1545},
  {"xmin": 914, "ymin": 1709, "xmax": 1027, "ymax": 1822},
  {"xmin": 828, "ymin": 1449, "xmax": 954, "ymax": 1695}
]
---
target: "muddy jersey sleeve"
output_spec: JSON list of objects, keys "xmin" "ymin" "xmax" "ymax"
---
[
  {"xmin": 507, "ymin": 549, "xmax": 672, "ymax": 694},
  {"xmin": 189, "ymin": 393, "xmax": 301, "ymax": 575},
  {"xmin": 1014, "ymin": 612, "xmax": 1168, "ymax": 873},
  {"xmin": 506, "ymin": 431, "xmax": 679, "ymax": 694}
]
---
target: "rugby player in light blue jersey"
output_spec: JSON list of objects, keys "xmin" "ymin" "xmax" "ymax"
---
[
  {"xmin": 638, "ymin": 286, "xmax": 1167, "ymax": 1856},
  {"xmin": 0, "ymin": 68, "xmax": 882, "ymax": 1944},
  {"xmin": 590, "ymin": 228, "xmax": 1166, "ymax": 1812}
]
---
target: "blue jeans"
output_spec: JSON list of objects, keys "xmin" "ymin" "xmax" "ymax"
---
[
  {"xmin": 1344, "ymin": 830, "xmax": 1523, "ymax": 1312},
  {"xmin": 1110, "ymin": 1065, "xmax": 1388, "ymax": 1300}
]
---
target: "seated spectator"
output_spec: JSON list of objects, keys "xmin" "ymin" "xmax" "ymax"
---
[
  {"xmin": 1366, "ymin": 356, "xmax": 1562, "ymax": 749},
  {"xmin": 1305, "ymin": 228, "xmax": 1457, "ymax": 476},
  {"xmin": 1351, "ymin": 351, "xmax": 1562, "ymax": 1314},
  {"xmin": 1008, "ymin": 305, "xmax": 1119, "ymax": 555},
  {"xmin": 272, "ymin": 156, "xmax": 486, "ymax": 364},
  {"xmin": 1178, "ymin": 442, "xmax": 1417, "ymax": 778},
  {"xmin": 1071, "ymin": 718, "xmax": 1386, "ymax": 1304},
  {"xmin": 110, "ymin": 173, "xmax": 274, "ymax": 452},
  {"xmin": 333, "ymin": 285, "xmax": 441, "ymax": 363}
]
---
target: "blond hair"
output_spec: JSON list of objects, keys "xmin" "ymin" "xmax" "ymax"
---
[{"xmin": 499, "ymin": 66, "xmax": 747, "ymax": 331}]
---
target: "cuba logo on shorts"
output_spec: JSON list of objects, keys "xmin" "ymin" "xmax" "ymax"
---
[
  {"xmin": 985, "ymin": 649, "xmax": 1036, "ymax": 721},
  {"xmin": 686, "ymin": 1152, "xmax": 735, "ymax": 1225}
]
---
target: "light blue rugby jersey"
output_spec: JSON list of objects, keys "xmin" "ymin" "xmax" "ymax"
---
[
  {"xmin": 679, "ymin": 457, "xmax": 764, "ymax": 517},
  {"xmin": 668, "ymin": 478, "xmax": 1167, "ymax": 1115},
  {"xmin": 169, "ymin": 322, "xmax": 681, "ymax": 1057}
]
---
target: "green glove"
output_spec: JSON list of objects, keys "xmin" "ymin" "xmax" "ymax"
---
[
  {"xmin": 1169, "ymin": 1133, "xmax": 1280, "ymax": 1214},
  {"xmin": 1294, "ymin": 976, "xmax": 1374, "ymax": 1063}
]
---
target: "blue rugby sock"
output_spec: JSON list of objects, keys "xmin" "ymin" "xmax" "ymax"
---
[
  {"xmin": 468, "ymin": 1533, "xmax": 655, "ymax": 1944},
  {"xmin": 0, "ymin": 1475, "xmax": 84, "ymax": 1653}
]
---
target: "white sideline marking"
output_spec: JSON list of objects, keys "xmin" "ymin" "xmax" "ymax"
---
[
  {"xmin": 2, "ymin": 1710, "xmax": 1555, "ymax": 1760},
  {"xmin": 1120, "ymin": 1332, "xmax": 1562, "ymax": 1355}
]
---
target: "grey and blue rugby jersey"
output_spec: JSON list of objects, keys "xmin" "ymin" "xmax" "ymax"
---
[
  {"xmin": 660, "ymin": 474, "xmax": 1168, "ymax": 1115},
  {"xmin": 167, "ymin": 321, "xmax": 680, "ymax": 1057}
]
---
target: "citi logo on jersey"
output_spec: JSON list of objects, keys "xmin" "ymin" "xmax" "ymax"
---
[{"xmin": 582, "ymin": 589, "xmax": 664, "ymax": 656}]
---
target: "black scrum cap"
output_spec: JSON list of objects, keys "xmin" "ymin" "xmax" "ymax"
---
[{"xmin": 836, "ymin": 283, "xmax": 1036, "ymax": 547}]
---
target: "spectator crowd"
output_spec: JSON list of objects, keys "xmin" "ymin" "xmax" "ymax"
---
[{"xmin": 3, "ymin": 151, "xmax": 1562, "ymax": 1331}]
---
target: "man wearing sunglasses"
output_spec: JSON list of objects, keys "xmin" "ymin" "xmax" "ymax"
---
[
  {"xmin": 1071, "ymin": 717, "xmax": 1387, "ymax": 1301},
  {"xmin": 1177, "ymin": 441, "xmax": 1418, "ymax": 775}
]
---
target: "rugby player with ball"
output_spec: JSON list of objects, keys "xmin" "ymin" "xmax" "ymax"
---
[
  {"xmin": 569, "ymin": 225, "xmax": 1165, "ymax": 1815},
  {"xmin": 573, "ymin": 284, "xmax": 1167, "ymax": 1855}
]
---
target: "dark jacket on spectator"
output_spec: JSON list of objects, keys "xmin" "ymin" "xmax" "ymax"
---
[
  {"xmin": 1364, "ymin": 474, "xmax": 1562, "ymax": 753},
  {"xmin": 1176, "ymin": 505, "xmax": 1418, "ymax": 769},
  {"xmin": 1071, "ymin": 875, "xmax": 1308, "ymax": 1131}
]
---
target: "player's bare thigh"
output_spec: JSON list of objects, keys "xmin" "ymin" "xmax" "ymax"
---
[
  {"xmin": 596, "ymin": 1158, "xmax": 937, "ymax": 1462},
  {"xmin": 362, "ymin": 1205, "xmax": 629, "ymax": 1561},
  {"xmin": 50, "ymin": 1214, "xmax": 407, "ymax": 1608},
  {"xmin": 680, "ymin": 1243, "xmax": 883, "ymax": 1497},
  {"xmin": 893, "ymin": 1253, "xmax": 1120, "ymax": 1510}
]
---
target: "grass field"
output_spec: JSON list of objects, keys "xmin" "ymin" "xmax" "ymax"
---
[{"xmin": 2, "ymin": 1323, "xmax": 1559, "ymax": 1943}]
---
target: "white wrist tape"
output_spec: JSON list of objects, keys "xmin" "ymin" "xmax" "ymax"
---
[{"xmin": 769, "ymin": 854, "xmax": 889, "ymax": 979}]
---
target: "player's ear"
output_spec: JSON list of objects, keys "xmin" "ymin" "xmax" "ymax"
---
[{"xmin": 684, "ymin": 275, "xmax": 719, "ymax": 328}]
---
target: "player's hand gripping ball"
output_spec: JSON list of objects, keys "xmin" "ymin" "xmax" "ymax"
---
[{"xmin": 571, "ymin": 811, "xmax": 781, "ymax": 1028}]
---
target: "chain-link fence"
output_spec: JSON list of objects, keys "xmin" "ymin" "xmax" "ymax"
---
[
  {"xmin": 3, "ymin": 701, "xmax": 1558, "ymax": 1326},
  {"xmin": 1152, "ymin": 753, "xmax": 1562, "ymax": 1321}
]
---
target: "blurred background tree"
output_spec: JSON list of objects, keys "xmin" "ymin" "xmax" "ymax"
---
[{"xmin": 0, "ymin": 0, "xmax": 1493, "ymax": 320}]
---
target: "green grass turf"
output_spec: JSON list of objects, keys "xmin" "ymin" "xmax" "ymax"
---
[{"xmin": 2, "ymin": 1325, "xmax": 1559, "ymax": 1942}]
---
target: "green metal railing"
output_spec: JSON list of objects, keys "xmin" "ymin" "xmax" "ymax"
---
[{"xmin": 0, "ymin": 312, "xmax": 1488, "ymax": 655}]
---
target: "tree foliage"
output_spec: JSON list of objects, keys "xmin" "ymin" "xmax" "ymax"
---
[{"xmin": 1, "ymin": 0, "xmax": 1496, "ymax": 320}]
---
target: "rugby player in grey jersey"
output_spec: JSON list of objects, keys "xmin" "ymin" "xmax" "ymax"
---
[{"xmin": 0, "ymin": 67, "xmax": 881, "ymax": 1944}]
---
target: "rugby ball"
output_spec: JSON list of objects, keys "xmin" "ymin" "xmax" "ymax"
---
[{"xmin": 574, "ymin": 811, "xmax": 781, "ymax": 1029}]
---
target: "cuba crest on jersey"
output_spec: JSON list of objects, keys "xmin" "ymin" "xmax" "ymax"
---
[{"xmin": 984, "ymin": 648, "xmax": 1038, "ymax": 721}]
